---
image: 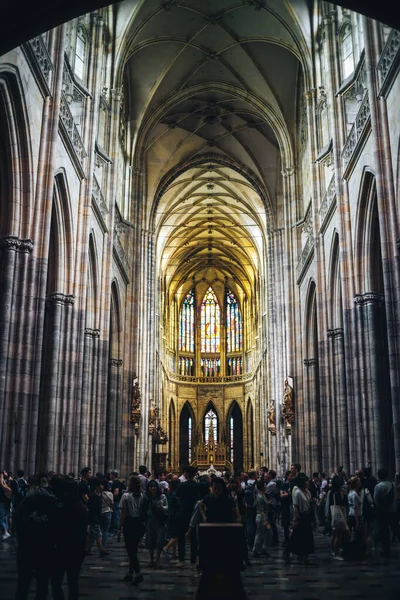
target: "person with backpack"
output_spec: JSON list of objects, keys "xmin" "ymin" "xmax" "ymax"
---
[
  {"xmin": 374, "ymin": 468, "xmax": 398, "ymax": 558},
  {"xmin": 243, "ymin": 470, "xmax": 257, "ymax": 549},
  {"xmin": 14, "ymin": 472, "xmax": 59, "ymax": 599}
]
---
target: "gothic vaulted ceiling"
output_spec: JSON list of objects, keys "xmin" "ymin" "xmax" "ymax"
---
[{"xmin": 119, "ymin": 0, "xmax": 311, "ymax": 298}]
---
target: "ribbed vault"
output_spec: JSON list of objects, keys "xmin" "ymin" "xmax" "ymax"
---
[{"xmin": 119, "ymin": 0, "xmax": 311, "ymax": 307}]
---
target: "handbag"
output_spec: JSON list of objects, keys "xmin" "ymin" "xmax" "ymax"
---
[{"xmin": 330, "ymin": 494, "xmax": 347, "ymax": 531}]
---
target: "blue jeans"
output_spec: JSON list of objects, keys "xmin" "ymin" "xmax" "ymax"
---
[
  {"xmin": 0, "ymin": 503, "xmax": 8, "ymax": 534},
  {"xmin": 100, "ymin": 512, "xmax": 112, "ymax": 548}
]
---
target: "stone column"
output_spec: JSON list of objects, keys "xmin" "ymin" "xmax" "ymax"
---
[
  {"xmin": 355, "ymin": 292, "xmax": 390, "ymax": 471},
  {"xmin": 106, "ymin": 358, "xmax": 122, "ymax": 471},
  {"xmin": 363, "ymin": 18, "xmax": 400, "ymax": 470},
  {"xmin": 303, "ymin": 358, "xmax": 320, "ymax": 473},
  {"xmin": 332, "ymin": 328, "xmax": 350, "ymax": 472},
  {"xmin": 36, "ymin": 292, "xmax": 74, "ymax": 470},
  {"xmin": 0, "ymin": 236, "xmax": 34, "ymax": 468}
]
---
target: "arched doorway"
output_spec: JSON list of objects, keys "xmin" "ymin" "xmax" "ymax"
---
[
  {"xmin": 179, "ymin": 402, "xmax": 195, "ymax": 468},
  {"xmin": 227, "ymin": 401, "xmax": 243, "ymax": 472}
]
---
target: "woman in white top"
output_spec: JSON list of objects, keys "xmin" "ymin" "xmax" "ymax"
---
[
  {"xmin": 100, "ymin": 479, "xmax": 114, "ymax": 549},
  {"xmin": 285, "ymin": 474, "xmax": 315, "ymax": 565}
]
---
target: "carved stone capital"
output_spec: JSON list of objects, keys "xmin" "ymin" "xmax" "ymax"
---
[
  {"xmin": 109, "ymin": 358, "xmax": 123, "ymax": 367},
  {"xmin": 46, "ymin": 292, "xmax": 74, "ymax": 306},
  {"xmin": 110, "ymin": 88, "xmax": 124, "ymax": 103},
  {"xmin": 281, "ymin": 166, "xmax": 295, "ymax": 177},
  {"xmin": 354, "ymin": 292, "xmax": 384, "ymax": 307},
  {"xmin": 303, "ymin": 358, "xmax": 318, "ymax": 367},
  {"xmin": 85, "ymin": 328, "xmax": 100, "ymax": 338},
  {"xmin": 90, "ymin": 13, "xmax": 104, "ymax": 26},
  {"xmin": 0, "ymin": 236, "xmax": 34, "ymax": 254},
  {"xmin": 304, "ymin": 87, "xmax": 317, "ymax": 101}
]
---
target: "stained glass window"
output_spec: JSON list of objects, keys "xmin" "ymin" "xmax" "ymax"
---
[
  {"xmin": 179, "ymin": 356, "xmax": 194, "ymax": 376},
  {"xmin": 200, "ymin": 358, "xmax": 221, "ymax": 377},
  {"xmin": 74, "ymin": 26, "xmax": 87, "ymax": 80},
  {"xmin": 188, "ymin": 417, "xmax": 192, "ymax": 463},
  {"xmin": 226, "ymin": 290, "xmax": 243, "ymax": 353},
  {"xmin": 201, "ymin": 287, "xmax": 220, "ymax": 353},
  {"xmin": 204, "ymin": 409, "xmax": 218, "ymax": 445},
  {"xmin": 227, "ymin": 357, "xmax": 243, "ymax": 376},
  {"xmin": 179, "ymin": 290, "xmax": 195, "ymax": 352}
]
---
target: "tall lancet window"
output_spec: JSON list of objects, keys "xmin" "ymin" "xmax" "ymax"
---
[
  {"xmin": 179, "ymin": 290, "xmax": 195, "ymax": 353},
  {"xmin": 201, "ymin": 287, "xmax": 220, "ymax": 353},
  {"xmin": 204, "ymin": 409, "xmax": 218, "ymax": 445},
  {"xmin": 226, "ymin": 290, "xmax": 243, "ymax": 353}
]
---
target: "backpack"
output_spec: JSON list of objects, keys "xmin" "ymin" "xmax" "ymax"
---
[
  {"xmin": 244, "ymin": 482, "xmax": 257, "ymax": 508},
  {"xmin": 380, "ymin": 483, "xmax": 394, "ymax": 509}
]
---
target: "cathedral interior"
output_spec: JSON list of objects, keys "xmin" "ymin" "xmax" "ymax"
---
[{"xmin": 1, "ymin": 0, "xmax": 400, "ymax": 480}]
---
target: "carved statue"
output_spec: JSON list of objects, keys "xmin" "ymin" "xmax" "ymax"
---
[
  {"xmin": 131, "ymin": 380, "xmax": 141, "ymax": 431},
  {"xmin": 267, "ymin": 399, "xmax": 276, "ymax": 435},
  {"xmin": 282, "ymin": 379, "xmax": 295, "ymax": 427},
  {"xmin": 149, "ymin": 402, "xmax": 157, "ymax": 428},
  {"xmin": 132, "ymin": 381, "xmax": 141, "ymax": 410}
]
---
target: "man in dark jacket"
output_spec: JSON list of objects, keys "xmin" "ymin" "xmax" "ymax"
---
[{"xmin": 14, "ymin": 473, "xmax": 58, "ymax": 600}]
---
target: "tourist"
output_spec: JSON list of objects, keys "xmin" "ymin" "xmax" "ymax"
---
[
  {"xmin": 285, "ymin": 473, "xmax": 315, "ymax": 565},
  {"xmin": 243, "ymin": 470, "xmax": 257, "ymax": 549},
  {"xmin": 119, "ymin": 475, "xmax": 148, "ymax": 585},
  {"xmin": 163, "ymin": 478, "xmax": 180, "ymax": 563},
  {"xmin": 186, "ymin": 480, "xmax": 211, "ymax": 567},
  {"xmin": 176, "ymin": 466, "xmax": 198, "ymax": 567},
  {"xmin": 109, "ymin": 470, "xmax": 123, "ymax": 534},
  {"xmin": 327, "ymin": 475, "xmax": 347, "ymax": 561},
  {"xmin": 374, "ymin": 468, "xmax": 397, "ymax": 558},
  {"xmin": 309, "ymin": 472, "xmax": 320, "ymax": 528},
  {"xmin": 230, "ymin": 475, "xmax": 251, "ymax": 566},
  {"xmin": 146, "ymin": 480, "xmax": 168, "ymax": 568},
  {"xmin": 87, "ymin": 478, "xmax": 108, "ymax": 557},
  {"xmin": 252, "ymin": 479, "xmax": 271, "ymax": 558},
  {"xmin": 265, "ymin": 469, "xmax": 279, "ymax": 545},
  {"xmin": 200, "ymin": 477, "xmax": 240, "ymax": 524},
  {"xmin": 50, "ymin": 475, "xmax": 88, "ymax": 600},
  {"xmin": 280, "ymin": 471, "xmax": 293, "ymax": 544},
  {"xmin": 0, "ymin": 470, "xmax": 12, "ymax": 540},
  {"xmin": 14, "ymin": 473, "xmax": 58, "ymax": 600},
  {"xmin": 78, "ymin": 467, "xmax": 91, "ymax": 504},
  {"xmin": 100, "ymin": 478, "xmax": 114, "ymax": 549},
  {"xmin": 138, "ymin": 465, "xmax": 149, "ymax": 493},
  {"xmin": 318, "ymin": 472, "xmax": 328, "ymax": 526}
]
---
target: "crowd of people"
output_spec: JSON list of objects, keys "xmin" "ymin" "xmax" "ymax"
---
[{"xmin": 0, "ymin": 462, "xmax": 399, "ymax": 599}]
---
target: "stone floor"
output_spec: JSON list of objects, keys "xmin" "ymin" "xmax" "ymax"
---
[{"xmin": 1, "ymin": 530, "xmax": 399, "ymax": 599}]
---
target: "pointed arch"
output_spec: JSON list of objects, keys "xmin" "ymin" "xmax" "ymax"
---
[
  {"xmin": 110, "ymin": 279, "xmax": 122, "ymax": 359},
  {"xmin": 169, "ymin": 398, "xmax": 176, "ymax": 468},
  {"xmin": 179, "ymin": 401, "xmax": 195, "ymax": 467},
  {"xmin": 178, "ymin": 288, "xmax": 195, "ymax": 353},
  {"xmin": 304, "ymin": 279, "xmax": 317, "ymax": 360},
  {"xmin": 203, "ymin": 400, "xmax": 219, "ymax": 445},
  {"xmin": 86, "ymin": 231, "xmax": 99, "ymax": 329},
  {"xmin": 0, "ymin": 66, "xmax": 33, "ymax": 239},
  {"xmin": 226, "ymin": 400, "xmax": 243, "ymax": 472},
  {"xmin": 201, "ymin": 287, "xmax": 220, "ymax": 353},
  {"xmin": 354, "ymin": 169, "xmax": 379, "ymax": 293},
  {"xmin": 48, "ymin": 170, "xmax": 74, "ymax": 295},
  {"xmin": 328, "ymin": 231, "xmax": 343, "ymax": 329},
  {"xmin": 246, "ymin": 398, "xmax": 254, "ymax": 469}
]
